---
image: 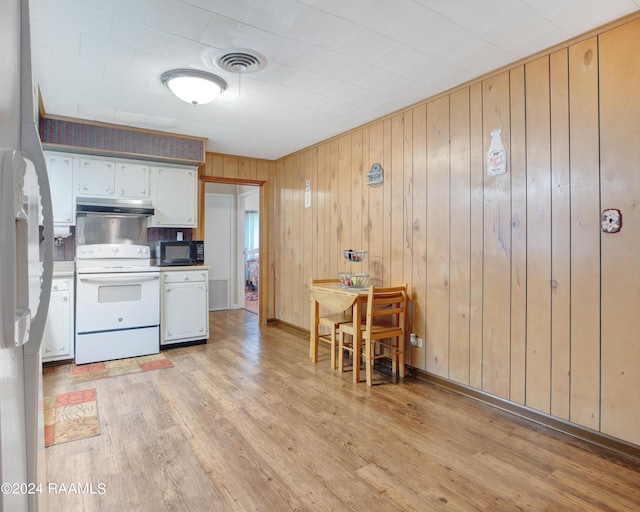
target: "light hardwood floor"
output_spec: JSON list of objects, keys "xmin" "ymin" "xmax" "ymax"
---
[{"xmin": 43, "ymin": 309, "xmax": 640, "ymax": 511}]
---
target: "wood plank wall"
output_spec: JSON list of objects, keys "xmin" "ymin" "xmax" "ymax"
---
[
  {"xmin": 599, "ymin": 20, "xmax": 640, "ymax": 445},
  {"xmin": 268, "ymin": 17, "xmax": 640, "ymax": 447}
]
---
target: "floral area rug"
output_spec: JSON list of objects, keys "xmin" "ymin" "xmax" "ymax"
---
[
  {"xmin": 44, "ymin": 388, "xmax": 100, "ymax": 447},
  {"xmin": 71, "ymin": 353, "xmax": 174, "ymax": 384}
]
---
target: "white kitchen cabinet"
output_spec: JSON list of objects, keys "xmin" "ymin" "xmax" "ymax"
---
[
  {"xmin": 42, "ymin": 275, "xmax": 75, "ymax": 362},
  {"xmin": 45, "ymin": 152, "xmax": 75, "ymax": 225},
  {"xmin": 75, "ymin": 157, "xmax": 116, "ymax": 197},
  {"xmin": 116, "ymin": 161, "xmax": 150, "ymax": 198},
  {"xmin": 150, "ymin": 166, "xmax": 197, "ymax": 227},
  {"xmin": 161, "ymin": 268, "xmax": 209, "ymax": 346},
  {"xmin": 76, "ymin": 156, "xmax": 151, "ymax": 200},
  {"xmin": 45, "ymin": 153, "xmax": 194, "ymax": 226}
]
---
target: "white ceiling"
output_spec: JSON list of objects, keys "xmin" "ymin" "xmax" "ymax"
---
[{"xmin": 30, "ymin": 0, "xmax": 640, "ymax": 160}]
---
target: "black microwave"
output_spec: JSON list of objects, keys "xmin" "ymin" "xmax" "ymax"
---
[{"xmin": 156, "ymin": 240, "xmax": 204, "ymax": 266}]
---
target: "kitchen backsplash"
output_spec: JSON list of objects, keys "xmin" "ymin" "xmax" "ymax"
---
[
  {"xmin": 147, "ymin": 228, "xmax": 193, "ymax": 258},
  {"xmin": 53, "ymin": 227, "xmax": 76, "ymax": 261},
  {"xmin": 52, "ymin": 227, "xmax": 193, "ymax": 261}
]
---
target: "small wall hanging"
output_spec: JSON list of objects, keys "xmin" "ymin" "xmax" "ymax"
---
[
  {"xmin": 601, "ymin": 208, "xmax": 622, "ymax": 233},
  {"xmin": 487, "ymin": 128, "xmax": 507, "ymax": 176},
  {"xmin": 367, "ymin": 163, "xmax": 383, "ymax": 186},
  {"xmin": 304, "ymin": 180, "xmax": 311, "ymax": 209}
]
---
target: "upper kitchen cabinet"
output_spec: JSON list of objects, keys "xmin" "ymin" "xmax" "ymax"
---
[
  {"xmin": 45, "ymin": 152, "xmax": 74, "ymax": 225},
  {"xmin": 45, "ymin": 151, "xmax": 198, "ymax": 228},
  {"xmin": 116, "ymin": 162, "xmax": 150, "ymax": 198},
  {"xmin": 75, "ymin": 157, "xmax": 115, "ymax": 197},
  {"xmin": 149, "ymin": 166, "xmax": 197, "ymax": 227},
  {"xmin": 75, "ymin": 156, "xmax": 151, "ymax": 199}
]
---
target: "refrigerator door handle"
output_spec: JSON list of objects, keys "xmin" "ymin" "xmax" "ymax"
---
[
  {"xmin": 0, "ymin": 149, "xmax": 27, "ymax": 347},
  {"xmin": 21, "ymin": 139, "xmax": 54, "ymax": 357},
  {"xmin": 0, "ymin": 147, "xmax": 53, "ymax": 351}
]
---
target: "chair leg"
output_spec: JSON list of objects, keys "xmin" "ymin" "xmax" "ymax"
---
[
  {"xmin": 338, "ymin": 331, "xmax": 345, "ymax": 373},
  {"xmin": 353, "ymin": 336, "xmax": 361, "ymax": 384},
  {"xmin": 330, "ymin": 327, "xmax": 337, "ymax": 370},
  {"xmin": 391, "ymin": 337, "xmax": 398, "ymax": 377},
  {"xmin": 365, "ymin": 338, "xmax": 373, "ymax": 386}
]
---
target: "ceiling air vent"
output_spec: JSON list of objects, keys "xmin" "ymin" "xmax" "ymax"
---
[{"xmin": 215, "ymin": 49, "xmax": 267, "ymax": 73}]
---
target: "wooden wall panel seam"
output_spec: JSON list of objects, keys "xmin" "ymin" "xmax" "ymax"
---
[{"xmin": 508, "ymin": 65, "xmax": 527, "ymax": 406}]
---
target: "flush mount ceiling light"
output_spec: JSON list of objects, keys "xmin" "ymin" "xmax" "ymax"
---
[{"xmin": 161, "ymin": 69, "xmax": 227, "ymax": 106}]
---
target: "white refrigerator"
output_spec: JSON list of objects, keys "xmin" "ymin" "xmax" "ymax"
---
[{"xmin": 0, "ymin": 0, "xmax": 54, "ymax": 511}]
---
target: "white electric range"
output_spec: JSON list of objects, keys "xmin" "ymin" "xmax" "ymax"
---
[{"xmin": 75, "ymin": 244, "xmax": 160, "ymax": 364}]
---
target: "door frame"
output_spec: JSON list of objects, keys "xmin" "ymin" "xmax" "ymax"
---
[{"xmin": 196, "ymin": 175, "xmax": 268, "ymax": 324}]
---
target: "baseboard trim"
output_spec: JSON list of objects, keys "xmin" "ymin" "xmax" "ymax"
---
[
  {"xmin": 270, "ymin": 319, "xmax": 308, "ymax": 336},
  {"xmin": 410, "ymin": 367, "xmax": 640, "ymax": 465}
]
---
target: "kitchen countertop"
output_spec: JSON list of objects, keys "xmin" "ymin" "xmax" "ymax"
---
[
  {"xmin": 53, "ymin": 261, "xmax": 75, "ymax": 277},
  {"xmin": 52, "ymin": 261, "xmax": 210, "ymax": 274},
  {"xmin": 157, "ymin": 265, "xmax": 211, "ymax": 272}
]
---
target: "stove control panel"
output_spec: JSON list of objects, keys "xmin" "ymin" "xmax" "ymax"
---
[{"xmin": 77, "ymin": 244, "xmax": 150, "ymax": 260}]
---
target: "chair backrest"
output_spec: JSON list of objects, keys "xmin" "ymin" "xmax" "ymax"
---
[
  {"xmin": 310, "ymin": 278, "xmax": 340, "ymax": 286},
  {"xmin": 365, "ymin": 284, "xmax": 407, "ymax": 329}
]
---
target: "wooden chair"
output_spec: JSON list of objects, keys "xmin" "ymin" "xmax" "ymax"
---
[
  {"xmin": 310, "ymin": 278, "xmax": 353, "ymax": 369},
  {"xmin": 338, "ymin": 284, "xmax": 407, "ymax": 386}
]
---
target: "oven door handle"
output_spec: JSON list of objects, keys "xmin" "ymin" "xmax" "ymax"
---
[{"xmin": 78, "ymin": 275, "xmax": 159, "ymax": 284}]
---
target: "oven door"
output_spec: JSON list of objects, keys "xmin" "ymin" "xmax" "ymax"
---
[{"xmin": 76, "ymin": 272, "xmax": 160, "ymax": 333}]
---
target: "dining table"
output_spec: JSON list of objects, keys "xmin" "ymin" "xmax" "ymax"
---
[{"xmin": 309, "ymin": 280, "xmax": 370, "ymax": 382}]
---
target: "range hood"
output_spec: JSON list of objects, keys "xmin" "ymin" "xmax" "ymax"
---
[{"xmin": 76, "ymin": 197, "xmax": 154, "ymax": 216}]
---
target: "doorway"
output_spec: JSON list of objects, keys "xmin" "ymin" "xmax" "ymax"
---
[
  {"xmin": 240, "ymin": 189, "xmax": 260, "ymax": 315},
  {"xmin": 203, "ymin": 182, "xmax": 260, "ymax": 319}
]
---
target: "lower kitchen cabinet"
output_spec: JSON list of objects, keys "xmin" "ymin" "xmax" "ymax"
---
[
  {"xmin": 42, "ymin": 275, "xmax": 75, "ymax": 363},
  {"xmin": 161, "ymin": 268, "xmax": 209, "ymax": 347}
]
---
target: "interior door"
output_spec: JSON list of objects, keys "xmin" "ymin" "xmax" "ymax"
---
[{"xmin": 205, "ymin": 193, "xmax": 233, "ymax": 310}]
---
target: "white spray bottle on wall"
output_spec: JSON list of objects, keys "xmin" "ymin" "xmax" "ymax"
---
[{"xmin": 487, "ymin": 128, "xmax": 507, "ymax": 176}]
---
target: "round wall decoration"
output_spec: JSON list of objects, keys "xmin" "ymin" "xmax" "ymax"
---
[{"xmin": 601, "ymin": 208, "xmax": 622, "ymax": 233}]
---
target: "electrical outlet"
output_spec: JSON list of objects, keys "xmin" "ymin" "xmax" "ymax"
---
[{"xmin": 416, "ymin": 337, "xmax": 423, "ymax": 348}]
